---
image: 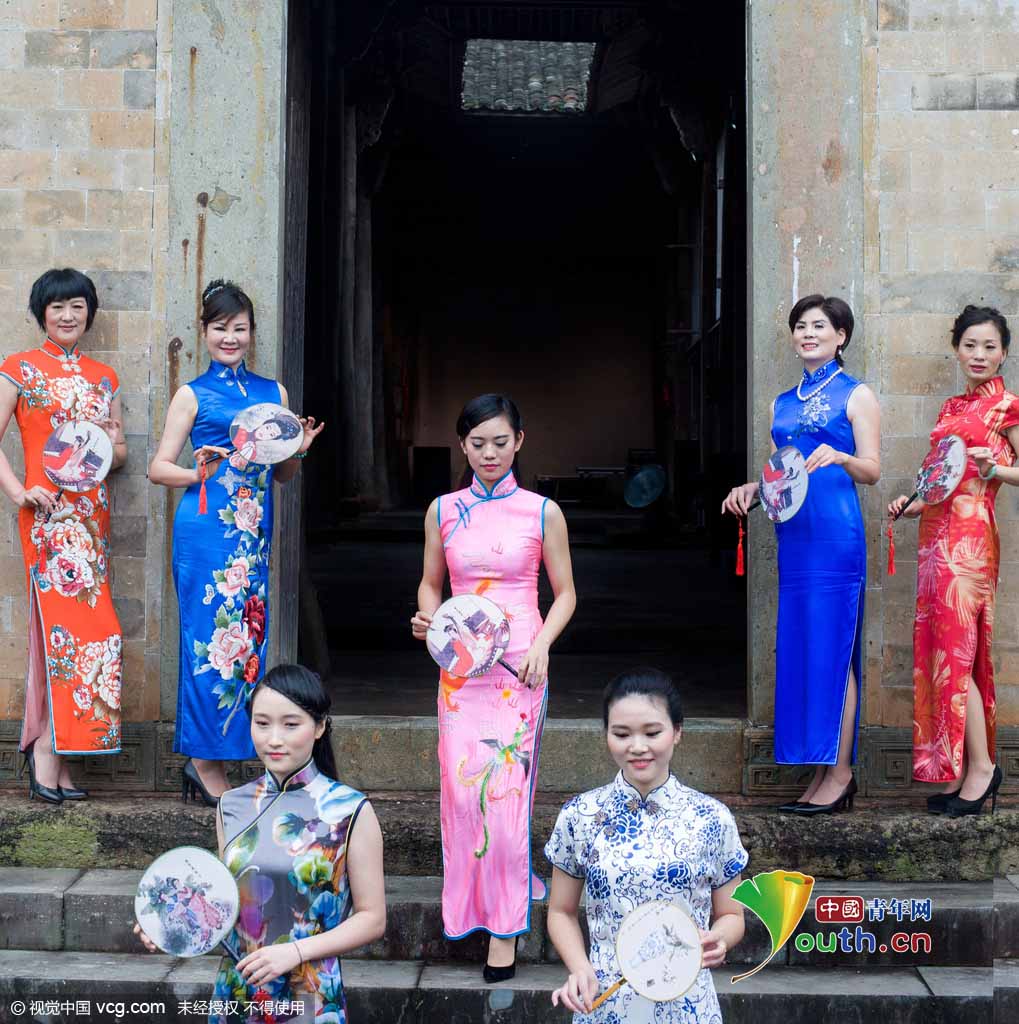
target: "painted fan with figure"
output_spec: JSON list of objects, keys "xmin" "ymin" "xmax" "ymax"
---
[
  {"xmin": 425, "ymin": 593, "xmax": 518, "ymax": 679},
  {"xmin": 135, "ymin": 846, "xmax": 241, "ymax": 959}
]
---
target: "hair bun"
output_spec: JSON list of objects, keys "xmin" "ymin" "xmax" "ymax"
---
[{"xmin": 202, "ymin": 278, "xmax": 227, "ymax": 302}]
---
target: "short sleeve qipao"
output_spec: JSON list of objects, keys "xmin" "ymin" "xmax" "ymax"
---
[{"xmin": 545, "ymin": 772, "xmax": 748, "ymax": 1024}]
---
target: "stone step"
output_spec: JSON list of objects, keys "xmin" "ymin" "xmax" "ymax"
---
[
  {"xmin": 1, "ymin": 790, "xmax": 1017, "ymax": 883},
  {"xmin": 0, "ymin": 869, "xmax": 1014, "ymax": 968},
  {"xmin": 0, "ymin": 952, "xmax": 995, "ymax": 1023},
  {"xmin": 996, "ymin": 959, "xmax": 1019, "ymax": 1022}
]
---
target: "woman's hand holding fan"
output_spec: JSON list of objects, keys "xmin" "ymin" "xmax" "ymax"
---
[{"xmin": 551, "ymin": 963, "xmax": 600, "ymax": 1014}]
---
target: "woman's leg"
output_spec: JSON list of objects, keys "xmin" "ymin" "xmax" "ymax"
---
[
  {"xmin": 192, "ymin": 758, "xmax": 230, "ymax": 798},
  {"xmin": 32, "ymin": 707, "xmax": 61, "ymax": 789},
  {"xmin": 808, "ymin": 668, "xmax": 857, "ymax": 805},
  {"xmin": 797, "ymin": 766, "xmax": 825, "ymax": 803},
  {"xmin": 958, "ymin": 688, "xmax": 995, "ymax": 801},
  {"xmin": 487, "ymin": 934, "xmax": 517, "ymax": 968}
]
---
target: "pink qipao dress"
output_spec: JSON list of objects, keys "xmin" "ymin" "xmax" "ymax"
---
[{"xmin": 437, "ymin": 470, "xmax": 550, "ymax": 939}]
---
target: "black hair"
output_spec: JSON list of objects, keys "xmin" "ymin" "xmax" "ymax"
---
[
  {"xmin": 250, "ymin": 664, "xmax": 337, "ymax": 779},
  {"xmin": 455, "ymin": 393, "xmax": 524, "ymax": 488},
  {"xmin": 602, "ymin": 667, "xmax": 684, "ymax": 728},
  {"xmin": 266, "ymin": 413, "xmax": 301, "ymax": 441},
  {"xmin": 201, "ymin": 278, "xmax": 256, "ymax": 332},
  {"xmin": 29, "ymin": 268, "xmax": 99, "ymax": 331},
  {"xmin": 788, "ymin": 294, "xmax": 855, "ymax": 366},
  {"xmin": 951, "ymin": 305, "xmax": 1010, "ymax": 352}
]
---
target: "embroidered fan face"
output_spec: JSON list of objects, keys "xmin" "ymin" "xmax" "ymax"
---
[
  {"xmin": 42, "ymin": 420, "xmax": 114, "ymax": 492},
  {"xmin": 916, "ymin": 435, "xmax": 966, "ymax": 505},
  {"xmin": 758, "ymin": 446, "xmax": 809, "ymax": 523},
  {"xmin": 425, "ymin": 593, "xmax": 511, "ymax": 679},
  {"xmin": 613, "ymin": 901, "xmax": 702, "ymax": 1002}
]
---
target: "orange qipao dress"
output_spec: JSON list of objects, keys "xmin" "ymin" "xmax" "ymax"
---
[
  {"xmin": 913, "ymin": 375, "xmax": 1019, "ymax": 783},
  {"xmin": 0, "ymin": 339, "xmax": 123, "ymax": 755}
]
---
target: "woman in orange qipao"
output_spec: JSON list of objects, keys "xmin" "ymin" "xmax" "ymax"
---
[
  {"xmin": 890, "ymin": 305, "xmax": 1019, "ymax": 818},
  {"xmin": 0, "ymin": 269, "xmax": 127, "ymax": 803}
]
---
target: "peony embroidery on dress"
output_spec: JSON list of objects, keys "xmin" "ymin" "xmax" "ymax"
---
[
  {"xmin": 31, "ymin": 502, "xmax": 110, "ymax": 606},
  {"xmin": 47, "ymin": 625, "xmax": 121, "ymax": 749},
  {"xmin": 191, "ymin": 466, "xmax": 270, "ymax": 735},
  {"xmin": 795, "ymin": 391, "xmax": 832, "ymax": 435},
  {"xmin": 18, "ymin": 360, "xmax": 114, "ymax": 426}
]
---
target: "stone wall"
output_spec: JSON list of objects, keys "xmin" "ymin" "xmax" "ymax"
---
[
  {"xmin": 864, "ymin": 0, "xmax": 1019, "ymax": 748},
  {"xmin": 0, "ymin": 0, "xmax": 167, "ymax": 786}
]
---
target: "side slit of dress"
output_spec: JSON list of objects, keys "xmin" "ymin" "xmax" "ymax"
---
[
  {"xmin": 527, "ymin": 686, "xmax": 549, "ymax": 904},
  {"xmin": 833, "ymin": 580, "xmax": 865, "ymax": 767},
  {"xmin": 20, "ymin": 577, "xmax": 49, "ymax": 752}
]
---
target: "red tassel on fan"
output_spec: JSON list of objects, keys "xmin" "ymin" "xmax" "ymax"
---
[
  {"xmin": 198, "ymin": 460, "xmax": 208, "ymax": 515},
  {"xmin": 886, "ymin": 519, "xmax": 896, "ymax": 576},
  {"xmin": 736, "ymin": 518, "xmax": 746, "ymax": 577}
]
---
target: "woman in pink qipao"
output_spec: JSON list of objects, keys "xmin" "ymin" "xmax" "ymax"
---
[{"xmin": 412, "ymin": 394, "xmax": 577, "ymax": 982}]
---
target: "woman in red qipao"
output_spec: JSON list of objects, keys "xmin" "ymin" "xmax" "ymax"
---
[{"xmin": 889, "ymin": 305, "xmax": 1019, "ymax": 817}]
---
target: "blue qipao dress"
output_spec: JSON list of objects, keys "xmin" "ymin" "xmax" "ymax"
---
[
  {"xmin": 211, "ymin": 760, "xmax": 367, "ymax": 1024},
  {"xmin": 545, "ymin": 772, "xmax": 748, "ymax": 1023},
  {"xmin": 173, "ymin": 360, "xmax": 281, "ymax": 760},
  {"xmin": 771, "ymin": 359, "xmax": 866, "ymax": 765}
]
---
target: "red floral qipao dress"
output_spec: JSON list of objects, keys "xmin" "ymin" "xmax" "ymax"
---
[
  {"xmin": 0, "ymin": 339, "xmax": 122, "ymax": 754},
  {"xmin": 913, "ymin": 376, "xmax": 1019, "ymax": 783}
]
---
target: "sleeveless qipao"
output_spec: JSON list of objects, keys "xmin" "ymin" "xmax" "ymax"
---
[
  {"xmin": 212, "ymin": 761, "xmax": 367, "ymax": 1023},
  {"xmin": 173, "ymin": 361, "xmax": 281, "ymax": 761},
  {"xmin": 770, "ymin": 360, "xmax": 865, "ymax": 765},
  {"xmin": 437, "ymin": 471, "xmax": 549, "ymax": 939}
]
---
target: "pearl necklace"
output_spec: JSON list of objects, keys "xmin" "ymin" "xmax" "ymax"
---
[{"xmin": 796, "ymin": 365, "xmax": 843, "ymax": 402}]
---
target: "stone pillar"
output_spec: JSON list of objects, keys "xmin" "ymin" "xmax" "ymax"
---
[
  {"xmin": 746, "ymin": 1, "xmax": 866, "ymax": 784},
  {"xmin": 158, "ymin": 2, "xmax": 293, "ymax": 749}
]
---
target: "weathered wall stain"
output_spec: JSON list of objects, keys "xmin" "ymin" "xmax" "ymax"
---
[
  {"xmin": 195, "ymin": 192, "xmax": 208, "ymax": 364},
  {"xmin": 208, "ymin": 187, "xmax": 240, "ymax": 216},
  {"xmin": 189, "ymin": 46, "xmax": 197, "ymax": 117},
  {"xmin": 199, "ymin": 0, "xmax": 226, "ymax": 44},
  {"xmin": 181, "ymin": 237, "xmax": 189, "ymax": 274},
  {"xmin": 822, "ymin": 138, "xmax": 843, "ymax": 185}
]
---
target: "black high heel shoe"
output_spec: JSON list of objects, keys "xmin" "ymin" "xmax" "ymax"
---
[
  {"xmin": 59, "ymin": 784, "xmax": 89, "ymax": 801},
  {"xmin": 22, "ymin": 746, "xmax": 64, "ymax": 805},
  {"xmin": 791, "ymin": 776, "xmax": 857, "ymax": 817},
  {"xmin": 181, "ymin": 759, "xmax": 218, "ymax": 807},
  {"xmin": 483, "ymin": 936, "xmax": 518, "ymax": 983},
  {"xmin": 945, "ymin": 766, "xmax": 1002, "ymax": 818},
  {"xmin": 926, "ymin": 787, "xmax": 962, "ymax": 815}
]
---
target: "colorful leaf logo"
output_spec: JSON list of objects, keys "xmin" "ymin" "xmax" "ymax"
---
[{"xmin": 729, "ymin": 869, "xmax": 815, "ymax": 982}]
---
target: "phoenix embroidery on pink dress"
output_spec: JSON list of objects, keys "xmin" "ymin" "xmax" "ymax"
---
[{"xmin": 437, "ymin": 470, "xmax": 549, "ymax": 939}]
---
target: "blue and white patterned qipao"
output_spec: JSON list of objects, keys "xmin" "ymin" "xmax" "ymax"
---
[{"xmin": 545, "ymin": 772, "xmax": 748, "ymax": 1023}]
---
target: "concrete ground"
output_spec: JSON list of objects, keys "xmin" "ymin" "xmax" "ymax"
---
[{"xmin": 308, "ymin": 536, "xmax": 747, "ymax": 719}]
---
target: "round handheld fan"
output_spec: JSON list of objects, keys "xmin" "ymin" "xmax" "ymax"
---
[
  {"xmin": 590, "ymin": 900, "xmax": 702, "ymax": 1011},
  {"xmin": 887, "ymin": 433, "xmax": 967, "ymax": 575},
  {"xmin": 227, "ymin": 402, "xmax": 304, "ymax": 466},
  {"xmin": 42, "ymin": 420, "xmax": 113, "ymax": 493},
  {"xmin": 135, "ymin": 846, "xmax": 240, "ymax": 959},
  {"xmin": 753, "ymin": 446, "xmax": 809, "ymax": 524},
  {"xmin": 425, "ymin": 593, "xmax": 517, "ymax": 679},
  {"xmin": 624, "ymin": 465, "xmax": 667, "ymax": 509}
]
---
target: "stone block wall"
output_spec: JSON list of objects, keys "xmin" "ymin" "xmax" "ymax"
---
[
  {"xmin": 0, "ymin": 0, "xmax": 168, "ymax": 782},
  {"xmin": 864, "ymin": 0, "xmax": 1019, "ymax": 733}
]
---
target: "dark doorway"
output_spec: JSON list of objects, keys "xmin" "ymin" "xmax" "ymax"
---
[{"xmin": 294, "ymin": 1, "xmax": 748, "ymax": 719}]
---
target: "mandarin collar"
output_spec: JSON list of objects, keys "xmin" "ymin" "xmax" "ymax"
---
[
  {"xmin": 213, "ymin": 359, "xmax": 248, "ymax": 395},
  {"xmin": 801, "ymin": 358, "xmax": 839, "ymax": 387},
  {"xmin": 469, "ymin": 470, "xmax": 518, "ymax": 499},
  {"xmin": 614, "ymin": 768, "xmax": 680, "ymax": 808},
  {"xmin": 41, "ymin": 337, "xmax": 80, "ymax": 361},
  {"xmin": 963, "ymin": 375, "xmax": 1006, "ymax": 401},
  {"xmin": 264, "ymin": 757, "xmax": 318, "ymax": 794}
]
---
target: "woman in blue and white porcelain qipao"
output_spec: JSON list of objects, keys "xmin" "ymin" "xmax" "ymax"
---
[{"xmin": 545, "ymin": 669, "xmax": 747, "ymax": 1023}]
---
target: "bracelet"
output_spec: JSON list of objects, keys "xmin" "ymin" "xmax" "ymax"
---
[
  {"xmin": 293, "ymin": 940, "xmax": 304, "ymax": 965},
  {"xmin": 979, "ymin": 463, "xmax": 998, "ymax": 481},
  {"xmin": 290, "ymin": 451, "xmax": 308, "ymax": 460}
]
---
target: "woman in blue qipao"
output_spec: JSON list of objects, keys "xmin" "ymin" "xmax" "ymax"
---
[
  {"xmin": 136, "ymin": 664, "xmax": 386, "ymax": 1024},
  {"xmin": 149, "ymin": 280, "xmax": 324, "ymax": 804},
  {"xmin": 545, "ymin": 669, "xmax": 747, "ymax": 1023},
  {"xmin": 723, "ymin": 295, "xmax": 880, "ymax": 815}
]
